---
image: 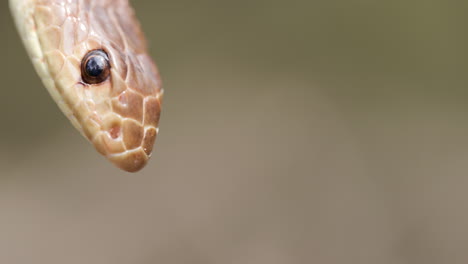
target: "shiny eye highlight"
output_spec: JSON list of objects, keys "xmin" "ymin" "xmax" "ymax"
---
[{"xmin": 81, "ymin": 50, "xmax": 110, "ymax": 84}]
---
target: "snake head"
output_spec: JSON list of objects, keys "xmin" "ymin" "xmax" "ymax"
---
[{"xmin": 10, "ymin": 0, "xmax": 163, "ymax": 172}]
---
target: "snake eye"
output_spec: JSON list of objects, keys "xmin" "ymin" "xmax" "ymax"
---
[{"xmin": 81, "ymin": 50, "xmax": 110, "ymax": 84}]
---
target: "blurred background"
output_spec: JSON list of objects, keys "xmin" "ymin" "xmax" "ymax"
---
[{"xmin": 1, "ymin": 0, "xmax": 468, "ymax": 263}]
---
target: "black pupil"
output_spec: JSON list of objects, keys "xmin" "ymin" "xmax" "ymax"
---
[{"xmin": 86, "ymin": 55, "xmax": 106, "ymax": 77}]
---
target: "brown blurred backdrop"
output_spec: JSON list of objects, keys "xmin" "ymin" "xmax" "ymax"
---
[{"xmin": 1, "ymin": 1, "xmax": 468, "ymax": 263}]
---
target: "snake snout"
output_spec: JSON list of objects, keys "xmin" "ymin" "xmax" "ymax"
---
[{"xmin": 89, "ymin": 100, "xmax": 160, "ymax": 173}]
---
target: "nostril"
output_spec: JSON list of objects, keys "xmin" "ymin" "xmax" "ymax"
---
[{"xmin": 109, "ymin": 125, "xmax": 121, "ymax": 139}]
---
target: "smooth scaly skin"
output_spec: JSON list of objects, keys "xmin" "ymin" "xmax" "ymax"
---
[{"xmin": 10, "ymin": 0, "xmax": 163, "ymax": 172}]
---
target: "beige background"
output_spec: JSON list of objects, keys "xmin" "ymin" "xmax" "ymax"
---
[{"xmin": 1, "ymin": 1, "xmax": 468, "ymax": 263}]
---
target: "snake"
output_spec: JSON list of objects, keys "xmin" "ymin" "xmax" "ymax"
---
[{"xmin": 9, "ymin": 0, "xmax": 164, "ymax": 172}]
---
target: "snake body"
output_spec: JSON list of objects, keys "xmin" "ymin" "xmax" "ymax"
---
[{"xmin": 10, "ymin": 0, "xmax": 163, "ymax": 172}]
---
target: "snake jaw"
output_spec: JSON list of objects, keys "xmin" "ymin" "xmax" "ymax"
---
[{"xmin": 10, "ymin": 0, "xmax": 163, "ymax": 172}]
